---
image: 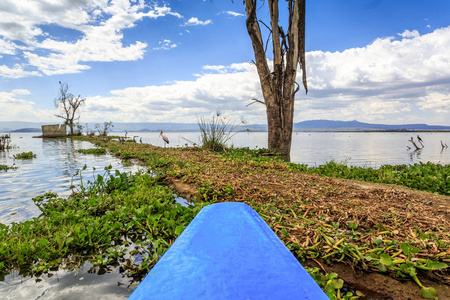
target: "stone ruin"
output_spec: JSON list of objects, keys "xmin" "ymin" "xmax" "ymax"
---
[{"xmin": 41, "ymin": 124, "xmax": 67, "ymax": 137}]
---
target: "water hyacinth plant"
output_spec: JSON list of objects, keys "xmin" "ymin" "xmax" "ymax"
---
[
  {"xmin": 13, "ymin": 151, "xmax": 36, "ymax": 159},
  {"xmin": 0, "ymin": 164, "xmax": 18, "ymax": 172},
  {"xmin": 77, "ymin": 148, "xmax": 107, "ymax": 155},
  {"xmin": 0, "ymin": 166, "xmax": 206, "ymax": 280}
]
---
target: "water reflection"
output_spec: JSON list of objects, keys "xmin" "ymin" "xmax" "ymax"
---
[
  {"xmin": 0, "ymin": 134, "xmax": 140, "ymax": 224},
  {"xmin": 0, "ymin": 262, "xmax": 135, "ymax": 300}
]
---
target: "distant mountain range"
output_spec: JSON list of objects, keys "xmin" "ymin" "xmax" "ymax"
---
[{"xmin": 1, "ymin": 120, "xmax": 449, "ymax": 133}]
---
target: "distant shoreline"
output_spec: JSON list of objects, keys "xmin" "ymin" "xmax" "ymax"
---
[{"xmin": 3, "ymin": 128, "xmax": 450, "ymax": 133}]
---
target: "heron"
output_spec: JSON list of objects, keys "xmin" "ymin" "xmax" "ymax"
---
[{"xmin": 159, "ymin": 131, "xmax": 169, "ymax": 147}]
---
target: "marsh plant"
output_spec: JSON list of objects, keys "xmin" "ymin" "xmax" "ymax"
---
[
  {"xmin": 0, "ymin": 134, "xmax": 12, "ymax": 151},
  {"xmin": 0, "ymin": 164, "xmax": 18, "ymax": 172},
  {"xmin": 77, "ymin": 148, "xmax": 107, "ymax": 155},
  {"xmin": 13, "ymin": 151, "xmax": 36, "ymax": 159},
  {"xmin": 197, "ymin": 111, "xmax": 245, "ymax": 151},
  {"xmin": 0, "ymin": 165, "xmax": 205, "ymax": 281}
]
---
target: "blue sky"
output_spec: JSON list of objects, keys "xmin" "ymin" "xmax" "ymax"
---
[{"xmin": 1, "ymin": 0, "xmax": 450, "ymax": 126}]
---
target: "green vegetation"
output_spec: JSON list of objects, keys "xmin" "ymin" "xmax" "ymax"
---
[
  {"xmin": 197, "ymin": 111, "xmax": 241, "ymax": 151},
  {"xmin": 13, "ymin": 151, "xmax": 36, "ymax": 159},
  {"xmin": 2, "ymin": 136, "xmax": 449, "ymax": 299},
  {"xmin": 78, "ymin": 137, "xmax": 448, "ymax": 298},
  {"xmin": 0, "ymin": 166, "xmax": 205, "ymax": 279},
  {"xmin": 289, "ymin": 161, "xmax": 450, "ymax": 196},
  {"xmin": 0, "ymin": 164, "xmax": 18, "ymax": 172},
  {"xmin": 77, "ymin": 148, "xmax": 107, "ymax": 155}
]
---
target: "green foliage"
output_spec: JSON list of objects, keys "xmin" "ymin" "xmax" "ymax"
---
[
  {"xmin": 292, "ymin": 161, "xmax": 450, "ymax": 196},
  {"xmin": 13, "ymin": 151, "xmax": 36, "ymax": 159},
  {"xmin": 0, "ymin": 164, "xmax": 18, "ymax": 172},
  {"xmin": 77, "ymin": 148, "xmax": 107, "ymax": 155},
  {"xmin": 0, "ymin": 167, "xmax": 205, "ymax": 279},
  {"xmin": 197, "ymin": 111, "xmax": 242, "ymax": 152},
  {"xmin": 306, "ymin": 267, "xmax": 362, "ymax": 299}
]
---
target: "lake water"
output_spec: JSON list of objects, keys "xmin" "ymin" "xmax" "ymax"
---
[
  {"xmin": 133, "ymin": 130, "xmax": 450, "ymax": 167},
  {"xmin": 1, "ymin": 131, "xmax": 449, "ymax": 299}
]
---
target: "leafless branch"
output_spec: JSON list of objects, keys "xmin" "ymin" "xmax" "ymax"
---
[{"xmin": 246, "ymin": 98, "xmax": 266, "ymax": 107}]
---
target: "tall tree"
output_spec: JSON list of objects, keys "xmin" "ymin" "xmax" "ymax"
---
[
  {"xmin": 245, "ymin": 0, "xmax": 307, "ymax": 158},
  {"xmin": 54, "ymin": 82, "xmax": 85, "ymax": 136}
]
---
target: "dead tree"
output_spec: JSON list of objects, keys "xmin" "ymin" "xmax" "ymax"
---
[
  {"xmin": 409, "ymin": 137, "xmax": 420, "ymax": 150},
  {"xmin": 54, "ymin": 82, "xmax": 85, "ymax": 136},
  {"xmin": 245, "ymin": 0, "xmax": 307, "ymax": 158}
]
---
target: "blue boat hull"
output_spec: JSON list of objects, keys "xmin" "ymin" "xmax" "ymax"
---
[{"xmin": 129, "ymin": 202, "xmax": 328, "ymax": 299}]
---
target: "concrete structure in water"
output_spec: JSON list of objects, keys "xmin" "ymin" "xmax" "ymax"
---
[{"xmin": 41, "ymin": 124, "xmax": 66, "ymax": 137}]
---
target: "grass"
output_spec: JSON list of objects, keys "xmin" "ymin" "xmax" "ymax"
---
[
  {"xmin": 0, "ymin": 164, "xmax": 18, "ymax": 172},
  {"xmin": 13, "ymin": 151, "xmax": 36, "ymax": 159},
  {"xmin": 77, "ymin": 148, "xmax": 107, "ymax": 155},
  {"xmin": 197, "ymin": 111, "xmax": 241, "ymax": 152}
]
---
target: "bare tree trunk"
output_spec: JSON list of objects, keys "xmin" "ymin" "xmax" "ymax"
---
[{"xmin": 245, "ymin": 0, "xmax": 307, "ymax": 158}]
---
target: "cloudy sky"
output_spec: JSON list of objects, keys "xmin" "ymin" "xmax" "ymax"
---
[{"xmin": 1, "ymin": 0, "xmax": 450, "ymax": 126}]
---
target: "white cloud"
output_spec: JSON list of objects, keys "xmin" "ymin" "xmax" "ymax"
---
[
  {"xmin": 153, "ymin": 39, "xmax": 178, "ymax": 51},
  {"xmin": 80, "ymin": 62, "xmax": 264, "ymax": 123},
  {"xmin": 76, "ymin": 26, "xmax": 450, "ymax": 125},
  {"xmin": 219, "ymin": 11, "xmax": 245, "ymax": 17},
  {"xmin": 0, "ymin": 89, "xmax": 55, "ymax": 121},
  {"xmin": 0, "ymin": 64, "xmax": 41, "ymax": 78},
  {"xmin": 398, "ymin": 29, "xmax": 420, "ymax": 39},
  {"xmin": 0, "ymin": 0, "xmax": 181, "ymax": 77},
  {"xmin": 419, "ymin": 92, "xmax": 450, "ymax": 113},
  {"xmin": 183, "ymin": 17, "xmax": 212, "ymax": 26}
]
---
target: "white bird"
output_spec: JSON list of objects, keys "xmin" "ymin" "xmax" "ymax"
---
[{"xmin": 159, "ymin": 131, "xmax": 169, "ymax": 147}]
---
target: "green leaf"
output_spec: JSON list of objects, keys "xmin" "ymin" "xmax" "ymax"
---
[
  {"xmin": 65, "ymin": 237, "xmax": 74, "ymax": 246},
  {"xmin": 373, "ymin": 238, "xmax": 383, "ymax": 246},
  {"xmin": 379, "ymin": 254, "xmax": 393, "ymax": 266},
  {"xmin": 400, "ymin": 243, "xmax": 411, "ymax": 255},
  {"xmin": 87, "ymin": 227, "xmax": 94, "ymax": 236},
  {"xmin": 420, "ymin": 287, "xmax": 438, "ymax": 299},
  {"xmin": 331, "ymin": 278, "xmax": 344, "ymax": 290},
  {"xmin": 175, "ymin": 226, "xmax": 184, "ymax": 235},
  {"xmin": 376, "ymin": 263, "xmax": 387, "ymax": 272},
  {"xmin": 429, "ymin": 261, "xmax": 448, "ymax": 270},
  {"xmin": 348, "ymin": 221, "xmax": 358, "ymax": 230},
  {"xmin": 39, "ymin": 239, "xmax": 49, "ymax": 247}
]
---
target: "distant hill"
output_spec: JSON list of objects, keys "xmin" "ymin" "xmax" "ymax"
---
[
  {"xmin": 1, "ymin": 120, "xmax": 449, "ymax": 133},
  {"xmin": 10, "ymin": 128, "xmax": 41, "ymax": 133},
  {"xmin": 293, "ymin": 120, "xmax": 450, "ymax": 131}
]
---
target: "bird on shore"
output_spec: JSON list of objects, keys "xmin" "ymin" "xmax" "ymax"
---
[{"xmin": 159, "ymin": 131, "xmax": 169, "ymax": 147}]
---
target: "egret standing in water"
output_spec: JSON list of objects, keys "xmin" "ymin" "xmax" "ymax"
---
[{"xmin": 159, "ymin": 131, "xmax": 169, "ymax": 147}]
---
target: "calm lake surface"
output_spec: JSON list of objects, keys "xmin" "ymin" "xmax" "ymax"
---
[{"xmin": 1, "ymin": 131, "xmax": 449, "ymax": 299}]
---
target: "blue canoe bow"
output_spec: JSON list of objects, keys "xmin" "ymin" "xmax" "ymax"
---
[{"xmin": 129, "ymin": 202, "xmax": 328, "ymax": 299}]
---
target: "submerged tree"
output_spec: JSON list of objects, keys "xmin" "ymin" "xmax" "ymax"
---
[
  {"xmin": 54, "ymin": 81, "xmax": 86, "ymax": 136},
  {"xmin": 244, "ymin": 0, "xmax": 307, "ymax": 157}
]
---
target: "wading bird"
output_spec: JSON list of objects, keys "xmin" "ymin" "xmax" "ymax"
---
[{"xmin": 159, "ymin": 131, "xmax": 169, "ymax": 147}]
